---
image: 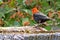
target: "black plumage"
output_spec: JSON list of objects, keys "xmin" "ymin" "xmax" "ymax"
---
[{"xmin": 33, "ymin": 12, "xmax": 50, "ymax": 23}]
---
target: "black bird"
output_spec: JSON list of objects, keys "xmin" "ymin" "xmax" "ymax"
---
[{"xmin": 32, "ymin": 7, "xmax": 51, "ymax": 27}]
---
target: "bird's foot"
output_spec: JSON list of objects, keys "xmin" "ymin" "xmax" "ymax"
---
[
  {"xmin": 34, "ymin": 24, "xmax": 42, "ymax": 29},
  {"xmin": 35, "ymin": 23, "xmax": 42, "ymax": 26},
  {"xmin": 42, "ymin": 22, "xmax": 49, "ymax": 26},
  {"xmin": 33, "ymin": 24, "xmax": 47, "ymax": 31}
]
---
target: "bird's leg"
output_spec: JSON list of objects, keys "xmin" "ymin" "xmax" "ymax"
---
[
  {"xmin": 34, "ymin": 24, "xmax": 39, "ymax": 27},
  {"xmin": 34, "ymin": 21, "xmax": 44, "ymax": 28},
  {"xmin": 34, "ymin": 23, "xmax": 42, "ymax": 28},
  {"xmin": 38, "ymin": 20, "xmax": 44, "ymax": 27},
  {"xmin": 34, "ymin": 23, "xmax": 44, "ymax": 30},
  {"xmin": 34, "ymin": 24, "xmax": 40, "ymax": 29},
  {"xmin": 42, "ymin": 22, "xmax": 48, "ymax": 26}
]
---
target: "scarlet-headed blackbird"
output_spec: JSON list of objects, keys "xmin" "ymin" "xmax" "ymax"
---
[{"xmin": 32, "ymin": 7, "xmax": 51, "ymax": 26}]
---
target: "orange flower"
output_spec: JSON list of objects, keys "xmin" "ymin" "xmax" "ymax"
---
[
  {"xmin": 10, "ymin": 13, "xmax": 16, "ymax": 19},
  {"xmin": 23, "ymin": 21, "xmax": 30, "ymax": 26},
  {"xmin": 19, "ymin": 13, "xmax": 24, "ymax": 17},
  {"xmin": 16, "ymin": 11, "xmax": 24, "ymax": 18}
]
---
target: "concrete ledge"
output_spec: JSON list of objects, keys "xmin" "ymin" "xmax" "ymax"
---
[
  {"xmin": 0, "ymin": 27, "xmax": 60, "ymax": 40},
  {"xmin": 0, "ymin": 33, "xmax": 60, "ymax": 40}
]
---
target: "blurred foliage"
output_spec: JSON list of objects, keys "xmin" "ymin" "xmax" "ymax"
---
[{"xmin": 0, "ymin": 0, "xmax": 60, "ymax": 30}]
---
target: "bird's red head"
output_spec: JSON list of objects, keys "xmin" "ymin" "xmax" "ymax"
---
[{"xmin": 32, "ymin": 7, "xmax": 39, "ymax": 14}]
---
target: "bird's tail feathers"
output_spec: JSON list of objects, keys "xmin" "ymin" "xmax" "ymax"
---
[{"xmin": 49, "ymin": 18, "xmax": 55, "ymax": 21}]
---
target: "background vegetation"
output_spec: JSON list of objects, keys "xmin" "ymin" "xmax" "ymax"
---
[{"xmin": 0, "ymin": 0, "xmax": 60, "ymax": 30}]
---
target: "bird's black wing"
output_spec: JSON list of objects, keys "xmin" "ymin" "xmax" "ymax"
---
[
  {"xmin": 34, "ymin": 12, "xmax": 50, "ymax": 19},
  {"xmin": 33, "ymin": 12, "xmax": 50, "ymax": 23}
]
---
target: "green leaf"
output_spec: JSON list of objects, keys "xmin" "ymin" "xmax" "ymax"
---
[
  {"xmin": 57, "ymin": 24, "xmax": 60, "ymax": 27},
  {"xmin": 0, "ymin": 0, "xmax": 3, "ymax": 5},
  {"xmin": 30, "ymin": 20, "xmax": 36, "ymax": 26},
  {"xmin": 45, "ymin": 26, "xmax": 51, "ymax": 31},
  {"xmin": 57, "ymin": 19, "xmax": 60, "ymax": 21},
  {"xmin": 47, "ymin": 20, "xmax": 53, "ymax": 25},
  {"xmin": 41, "ymin": 0, "xmax": 49, "ymax": 8},
  {"xmin": 9, "ymin": 0, "xmax": 16, "ymax": 8},
  {"xmin": 0, "ymin": 12, "xmax": 5, "ymax": 18},
  {"xmin": 22, "ymin": 9, "xmax": 32, "ymax": 15},
  {"xmin": 57, "ymin": 0, "xmax": 60, "ymax": 2},
  {"xmin": 22, "ymin": 18, "xmax": 29, "ymax": 25},
  {"xmin": 16, "ymin": 0, "xmax": 23, "ymax": 5}
]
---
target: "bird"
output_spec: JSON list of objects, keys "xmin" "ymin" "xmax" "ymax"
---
[{"xmin": 32, "ymin": 7, "xmax": 51, "ymax": 27}]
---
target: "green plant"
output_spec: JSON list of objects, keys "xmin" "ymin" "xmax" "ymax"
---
[{"xmin": 0, "ymin": 0, "xmax": 60, "ymax": 30}]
